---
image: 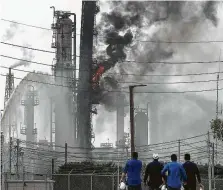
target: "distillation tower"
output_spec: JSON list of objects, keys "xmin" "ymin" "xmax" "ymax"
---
[
  {"xmin": 134, "ymin": 106, "xmax": 149, "ymax": 154},
  {"xmin": 50, "ymin": 7, "xmax": 76, "ymax": 148}
]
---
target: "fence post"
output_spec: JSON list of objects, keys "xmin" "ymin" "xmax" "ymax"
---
[
  {"xmin": 45, "ymin": 174, "xmax": 47, "ymax": 190},
  {"xmin": 90, "ymin": 174, "xmax": 93, "ymax": 190},
  {"xmin": 65, "ymin": 143, "xmax": 67, "ymax": 165},
  {"xmin": 68, "ymin": 169, "xmax": 73, "ymax": 190},
  {"xmin": 51, "ymin": 159, "xmax": 54, "ymax": 180},
  {"xmin": 112, "ymin": 173, "xmax": 115, "ymax": 190}
]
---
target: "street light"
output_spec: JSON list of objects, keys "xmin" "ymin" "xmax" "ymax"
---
[{"xmin": 129, "ymin": 85, "xmax": 147, "ymax": 155}]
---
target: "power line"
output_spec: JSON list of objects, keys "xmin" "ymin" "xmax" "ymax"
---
[
  {"xmin": 0, "ymin": 42, "xmax": 55, "ymax": 53},
  {"xmin": 1, "ymin": 19, "xmax": 51, "ymax": 31},
  {"xmin": 1, "ymin": 65, "xmax": 223, "ymax": 86},
  {"xmin": 2, "ymin": 45, "xmax": 223, "ymax": 77},
  {"xmin": 2, "ymin": 18, "xmax": 223, "ymax": 44},
  {"xmin": 1, "ymin": 54, "xmax": 223, "ymax": 69},
  {"xmin": 1, "ymin": 72, "xmax": 223, "ymax": 94}
]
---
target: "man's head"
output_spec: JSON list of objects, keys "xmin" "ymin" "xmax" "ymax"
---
[
  {"xmin": 171, "ymin": 154, "xmax": 177, "ymax": 162},
  {"xmin": 132, "ymin": 152, "xmax": 138, "ymax": 159},
  {"xmin": 153, "ymin": 153, "xmax": 159, "ymax": 160},
  {"xmin": 184, "ymin": 153, "xmax": 191, "ymax": 161}
]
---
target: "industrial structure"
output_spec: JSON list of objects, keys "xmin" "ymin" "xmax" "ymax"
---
[
  {"xmin": 135, "ymin": 107, "xmax": 149, "ymax": 148},
  {"xmin": 50, "ymin": 7, "xmax": 77, "ymax": 148},
  {"xmin": 0, "ymin": 2, "xmax": 149, "ymax": 179},
  {"xmin": 20, "ymin": 86, "xmax": 39, "ymax": 144},
  {"xmin": 76, "ymin": 1, "xmax": 99, "ymax": 157}
]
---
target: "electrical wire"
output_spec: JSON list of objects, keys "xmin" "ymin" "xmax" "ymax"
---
[
  {"xmin": 1, "ymin": 65, "xmax": 223, "ymax": 86},
  {"xmin": 2, "ymin": 18, "xmax": 223, "ymax": 44},
  {"xmin": 1, "ymin": 52, "xmax": 223, "ymax": 66},
  {"xmin": 0, "ymin": 42, "xmax": 55, "ymax": 53},
  {"xmin": 1, "ymin": 72, "xmax": 223, "ymax": 94}
]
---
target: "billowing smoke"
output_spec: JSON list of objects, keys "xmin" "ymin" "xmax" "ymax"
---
[
  {"xmin": 10, "ymin": 44, "xmax": 35, "ymax": 69},
  {"xmin": 2, "ymin": 23, "xmax": 19, "ymax": 41},
  {"xmin": 93, "ymin": 1, "xmax": 220, "ymax": 144},
  {"xmin": 95, "ymin": 1, "xmax": 219, "ymax": 107}
]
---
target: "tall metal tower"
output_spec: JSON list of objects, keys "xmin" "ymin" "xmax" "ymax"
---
[
  {"xmin": 50, "ymin": 7, "xmax": 77, "ymax": 148},
  {"xmin": 4, "ymin": 68, "xmax": 15, "ymax": 138},
  {"xmin": 4, "ymin": 68, "xmax": 14, "ymax": 108},
  {"xmin": 77, "ymin": 1, "xmax": 99, "ymax": 156}
]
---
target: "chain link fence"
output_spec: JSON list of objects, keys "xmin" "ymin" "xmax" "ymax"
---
[
  {"xmin": 3, "ymin": 173, "xmax": 54, "ymax": 190},
  {"xmin": 52, "ymin": 173, "xmax": 119, "ymax": 190},
  {"xmin": 200, "ymin": 178, "xmax": 223, "ymax": 190},
  {"xmin": 3, "ymin": 172, "xmax": 223, "ymax": 190}
]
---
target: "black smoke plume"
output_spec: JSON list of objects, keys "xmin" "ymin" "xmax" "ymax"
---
[{"xmin": 95, "ymin": 1, "xmax": 219, "ymax": 109}]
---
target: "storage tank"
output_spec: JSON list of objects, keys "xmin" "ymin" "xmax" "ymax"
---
[{"xmin": 135, "ymin": 112, "xmax": 148, "ymax": 147}]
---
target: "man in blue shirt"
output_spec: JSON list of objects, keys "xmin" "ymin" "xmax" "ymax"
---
[
  {"xmin": 121, "ymin": 152, "xmax": 142, "ymax": 190},
  {"xmin": 161, "ymin": 154, "xmax": 187, "ymax": 190}
]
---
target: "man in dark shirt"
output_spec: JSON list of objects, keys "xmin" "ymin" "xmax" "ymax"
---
[
  {"xmin": 144, "ymin": 153, "xmax": 164, "ymax": 190},
  {"xmin": 121, "ymin": 152, "xmax": 142, "ymax": 190},
  {"xmin": 182, "ymin": 153, "xmax": 201, "ymax": 190}
]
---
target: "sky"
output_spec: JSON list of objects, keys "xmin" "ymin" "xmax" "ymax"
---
[{"xmin": 1, "ymin": 1, "xmax": 223, "ymax": 148}]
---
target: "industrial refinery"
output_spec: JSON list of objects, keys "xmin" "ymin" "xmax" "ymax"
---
[
  {"xmin": 0, "ymin": 1, "xmax": 149, "ymax": 176},
  {"xmin": 2, "ymin": 1, "xmax": 223, "ymax": 190}
]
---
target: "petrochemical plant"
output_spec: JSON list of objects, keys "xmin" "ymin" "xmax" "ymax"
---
[{"xmin": 0, "ymin": 1, "xmax": 149, "ymax": 175}]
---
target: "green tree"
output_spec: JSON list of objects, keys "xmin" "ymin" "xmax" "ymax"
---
[{"xmin": 210, "ymin": 118, "xmax": 223, "ymax": 141}]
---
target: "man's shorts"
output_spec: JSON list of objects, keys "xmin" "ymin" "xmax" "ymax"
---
[{"xmin": 128, "ymin": 184, "xmax": 142, "ymax": 190}]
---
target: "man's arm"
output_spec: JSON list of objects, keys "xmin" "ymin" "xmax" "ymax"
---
[
  {"xmin": 180, "ymin": 165, "xmax": 187, "ymax": 182},
  {"xmin": 195, "ymin": 164, "xmax": 201, "ymax": 184},
  {"xmin": 143, "ymin": 164, "xmax": 150, "ymax": 183},
  {"xmin": 161, "ymin": 164, "xmax": 168, "ymax": 176},
  {"xmin": 121, "ymin": 162, "xmax": 128, "ymax": 182},
  {"xmin": 161, "ymin": 164, "xmax": 168, "ymax": 184}
]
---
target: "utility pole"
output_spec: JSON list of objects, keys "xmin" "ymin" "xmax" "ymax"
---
[
  {"xmin": 65, "ymin": 142, "xmax": 67, "ymax": 165},
  {"xmin": 207, "ymin": 132, "xmax": 212, "ymax": 190},
  {"xmin": 212, "ymin": 142, "xmax": 215, "ymax": 190},
  {"xmin": 129, "ymin": 86, "xmax": 135, "ymax": 155},
  {"xmin": 9, "ymin": 137, "xmax": 12, "ymax": 177},
  {"xmin": 1, "ymin": 132, "xmax": 4, "ymax": 189},
  {"xmin": 215, "ymin": 49, "xmax": 222, "ymax": 166},
  {"xmin": 16, "ymin": 139, "xmax": 20, "ymax": 179},
  {"xmin": 178, "ymin": 139, "xmax": 180, "ymax": 162},
  {"xmin": 129, "ymin": 85, "xmax": 146, "ymax": 155}
]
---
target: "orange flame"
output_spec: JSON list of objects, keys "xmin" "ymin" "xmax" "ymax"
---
[{"xmin": 92, "ymin": 65, "xmax": 105, "ymax": 89}]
